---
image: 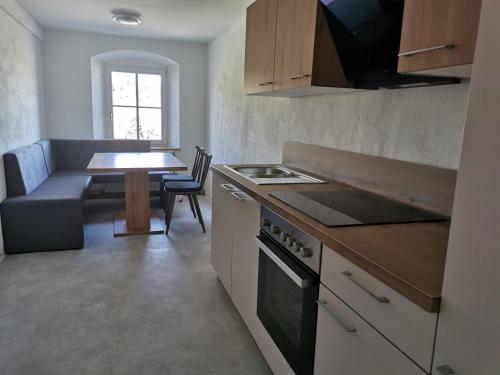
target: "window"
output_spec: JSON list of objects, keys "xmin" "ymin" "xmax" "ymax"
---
[{"xmin": 108, "ymin": 66, "xmax": 167, "ymax": 144}]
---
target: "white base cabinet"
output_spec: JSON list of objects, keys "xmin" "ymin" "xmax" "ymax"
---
[
  {"xmin": 210, "ymin": 173, "xmax": 236, "ymax": 294},
  {"xmin": 321, "ymin": 246, "xmax": 437, "ymax": 372},
  {"xmin": 314, "ymin": 285, "xmax": 425, "ymax": 375},
  {"xmin": 210, "ymin": 173, "xmax": 294, "ymax": 375}
]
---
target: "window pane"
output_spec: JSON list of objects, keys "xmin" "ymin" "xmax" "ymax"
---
[
  {"xmin": 138, "ymin": 74, "xmax": 161, "ymax": 107},
  {"xmin": 139, "ymin": 108, "xmax": 162, "ymax": 140},
  {"xmin": 112, "ymin": 72, "xmax": 136, "ymax": 106},
  {"xmin": 113, "ymin": 107, "xmax": 137, "ymax": 139}
]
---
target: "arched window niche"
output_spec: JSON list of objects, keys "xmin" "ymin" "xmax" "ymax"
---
[{"xmin": 90, "ymin": 50, "xmax": 180, "ymax": 148}]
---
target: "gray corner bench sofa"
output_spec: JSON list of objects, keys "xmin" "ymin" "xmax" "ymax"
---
[{"xmin": 1, "ymin": 139, "xmax": 168, "ymax": 254}]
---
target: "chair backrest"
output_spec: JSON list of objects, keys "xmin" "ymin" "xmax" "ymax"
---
[
  {"xmin": 195, "ymin": 152, "xmax": 212, "ymax": 190},
  {"xmin": 191, "ymin": 146, "xmax": 205, "ymax": 179}
]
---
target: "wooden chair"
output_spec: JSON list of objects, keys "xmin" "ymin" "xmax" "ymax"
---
[
  {"xmin": 160, "ymin": 146, "xmax": 204, "ymax": 217},
  {"xmin": 162, "ymin": 152, "xmax": 212, "ymax": 234}
]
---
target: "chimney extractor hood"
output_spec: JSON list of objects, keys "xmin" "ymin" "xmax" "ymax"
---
[{"xmin": 320, "ymin": 0, "xmax": 460, "ymax": 89}]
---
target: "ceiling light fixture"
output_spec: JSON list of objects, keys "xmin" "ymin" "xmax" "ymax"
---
[{"xmin": 112, "ymin": 11, "xmax": 142, "ymax": 26}]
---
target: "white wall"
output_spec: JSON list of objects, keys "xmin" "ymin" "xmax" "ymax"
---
[
  {"xmin": 43, "ymin": 29, "xmax": 207, "ymax": 169},
  {"xmin": 207, "ymin": 17, "xmax": 471, "ymax": 192},
  {"xmin": 0, "ymin": 0, "xmax": 46, "ymax": 258}
]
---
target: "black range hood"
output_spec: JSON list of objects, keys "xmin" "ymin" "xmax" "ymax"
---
[{"xmin": 319, "ymin": 0, "xmax": 460, "ymax": 89}]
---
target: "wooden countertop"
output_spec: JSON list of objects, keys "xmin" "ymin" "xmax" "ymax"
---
[{"xmin": 211, "ymin": 165, "xmax": 449, "ymax": 313}]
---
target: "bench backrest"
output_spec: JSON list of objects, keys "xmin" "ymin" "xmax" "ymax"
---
[
  {"xmin": 3, "ymin": 144, "xmax": 49, "ymax": 196},
  {"xmin": 51, "ymin": 139, "xmax": 151, "ymax": 170},
  {"xmin": 36, "ymin": 139, "xmax": 56, "ymax": 175}
]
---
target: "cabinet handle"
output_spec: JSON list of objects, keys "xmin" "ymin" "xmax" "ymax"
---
[
  {"xmin": 257, "ymin": 81, "xmax": 274, "ymax": 86},
  {"xmin": 316, "ymin": 300, "xmax": 357, "ymax": 333},
  {"xmin": 436, "ymin": 365, "xmax": 456, "ymax": 375},
  {"xmin": 220, "ymin": 184, "xmax": 238, "ymax": 192},
  {"xmin": 231, "ymin": 191, "xmax": 248, "ymax": 201},
  {"xmin": 286, "ymin": 74, "xmax": 311, "ymax": 80},
  {"xmin": 341, "ymin": 271, "xmax": 390, "ymax": 304},
  {"xmin": 398, "ymin": 44, "xmax": 456, "ymax": 57}
]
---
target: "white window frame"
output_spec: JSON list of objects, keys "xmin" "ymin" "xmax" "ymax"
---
[{"xmin": 106, "ymin": 64, "xmax": 168, "ymax": 146}]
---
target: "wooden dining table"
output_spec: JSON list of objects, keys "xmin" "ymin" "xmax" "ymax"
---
[{"xmin": 87, "ymin": 152, "xmax": 187, "ymax": 237}]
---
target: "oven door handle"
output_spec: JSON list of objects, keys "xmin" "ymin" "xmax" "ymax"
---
[{"xmin": 256, "ymin": 237, "xmax": 312, "ymax": 289}]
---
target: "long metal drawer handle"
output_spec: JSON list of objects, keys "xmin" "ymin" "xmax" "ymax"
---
[
  {"xmin": 256, "ymin": 238, "xmax": 311, "ymax": 288},
  {"xmin": 317, "ymin": 300, "xmax": 357, "ymax": 333},
  {"xmin": 257, "ymin": 81, "xmax": 274, "ymax": 86},
  {"xmin": 231, "ymin": 191, "xmax": 247, "ymax": 201},
  {"xmin": 341, "ymin": 271, "xmax": 390, "ymax": 303},
  {"xmin": 220, "ymin": 183, "xmax": 238, "ymax": 192},
  {"xmin": 398, "ymin": 44, "xmax": 456, "ymax": 57},
  {"xmin": 436, "ymin": 365, "xmax": 456, "ymax": 375},
  {"xmin": 286, "ymin": 74, "xmax": 311, "ymax": 80}
]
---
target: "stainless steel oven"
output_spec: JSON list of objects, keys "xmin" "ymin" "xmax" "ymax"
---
[{"xmin": 257, "ymin": 207, "xmax": 322, "ymax": 375}]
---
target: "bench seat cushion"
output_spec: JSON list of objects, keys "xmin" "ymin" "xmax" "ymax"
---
[
  {"xmin": 26, "ymin": 175, "xmax": 92, "ymax": 200},
  {"xmin": 52, "ymin": 169, "xmax": 123, "ymax": 184},
  {"xmin": 0, "ymin": 176, "xmax": 92, "ymax": 254}
]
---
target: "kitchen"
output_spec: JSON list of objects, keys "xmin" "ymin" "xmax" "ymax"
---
[
  {"xmin": 0, "ymin": 0, "xmax": 498, "ymax": 374},
  {"xmin": 208, "ymin": 0, "xmax": 498, "ymax": 374}
]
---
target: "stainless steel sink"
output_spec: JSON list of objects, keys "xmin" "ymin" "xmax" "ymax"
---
[
  {"xmin": 224, "ymin": 165, "xmax": 326, "ymax": 185},
  {"xmin": 230, "ymin": 166, "xmax": 298, "ymax": 178}
]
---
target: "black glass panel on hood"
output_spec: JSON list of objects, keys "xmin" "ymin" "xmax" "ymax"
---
[
  {"xmin": 319, "ymin": 0, "xmax": 460, "ymax": 89},
  {"xmin": 323, "ymin": 0, "xmax": 399, "ymax": 46}
]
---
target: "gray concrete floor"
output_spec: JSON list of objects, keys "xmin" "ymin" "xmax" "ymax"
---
[{"xmin": 0, "ymin": 197, "xmax": 271, "ymax": 375}]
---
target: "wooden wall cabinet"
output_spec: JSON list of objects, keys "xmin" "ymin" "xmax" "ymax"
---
[
  {"xmin": 244, "ymin": 0, "xmax": 278, "ymax": 94},
  {"xmin": 244, "ymin": 0, "xmax": 351, "ymax": 97},
  {"xmin": 398, "ymin": 0, "xmax": 482, "ymax": 77}
]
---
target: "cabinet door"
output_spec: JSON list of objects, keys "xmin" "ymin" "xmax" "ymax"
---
[
  {"xmin": 244, "ymin": 0, "xmax": 278, "ymax": 94},
  {"xmin": 398, "ymin": 0, "xmax": 481, "ymax": 74},
  {"xmin": 314, "ymin": 286, "xmax": 424, "ymax": 375},
  {"xmin": 229, "ymin": 195, "xmax": 294, "ymax": 375},
  {"xmin": 273, "ymin": 0, "xmax": 317, "ymax": 90},
  {"xmin": 230, "ymin": 192, "xmax": 261, "ymax": 332},
  {"xmin": 210, "ymin": 174, "xmax": 235, "ymax": 294}
]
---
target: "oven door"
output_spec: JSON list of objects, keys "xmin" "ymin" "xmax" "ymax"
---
[{"xmin": 256, "ymin": 233, "xmax": 319, "ymax": 375}]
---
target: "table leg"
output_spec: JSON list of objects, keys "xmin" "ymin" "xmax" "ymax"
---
[
  {"xmin": 114, "ymin": 171, "xmax": 163, "ymax": 237},
  {"xmin": 125, "ymin": 171, "xmax": 150, "ymax": 231}
]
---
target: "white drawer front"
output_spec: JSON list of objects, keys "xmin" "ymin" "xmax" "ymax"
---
[
  {"xmin": 321, "ymin": 247, "xmax": 437, "ymax": 372},
  {"xmin": 315, "ymin": 286, "xmax": 425, "ymax": 375}
]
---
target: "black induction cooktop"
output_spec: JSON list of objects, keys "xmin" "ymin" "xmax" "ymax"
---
[{"xmin": 270, "ymin": 190, "xmax": 448, "ymax": 227}]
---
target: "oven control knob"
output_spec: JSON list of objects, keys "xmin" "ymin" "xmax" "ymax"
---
[
  {"xmin": 292, "ymin": 242, "xmax": 302, "ymax": 252},
  {"xmin": 271, "ymin": 225, "xmax": 280, "ymax": 234},
  {"xmin": 262, "ymin": 218, "xmax": 271, "ymax": 227},
  {"xmin": 280, "ymin": 232, "xmax": 289, "ymax": 242},
  {"xmin": 300, "ymin": 247, "xmax": 313, "ymax": 258},
  {"xmin": 286, "ymin": 237, "xmax": 296, "ymax": 247}
]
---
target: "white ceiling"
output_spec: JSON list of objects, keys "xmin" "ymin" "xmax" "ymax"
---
[{"xmin": 18, "ymin": 0, "xmax": 253, "ymax": 42}]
